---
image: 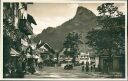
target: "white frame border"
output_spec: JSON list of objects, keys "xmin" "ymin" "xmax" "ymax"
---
[{"xmin": 0, "ymin": 0, "xmax": 127, "ymax": 81}]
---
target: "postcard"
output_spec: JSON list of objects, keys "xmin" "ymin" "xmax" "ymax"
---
[{"xmin": 0, "ymin": 0, "xmax": 127, "ymax": 81}]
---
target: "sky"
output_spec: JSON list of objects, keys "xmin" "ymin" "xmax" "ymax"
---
[{"xmin": 27, "ymin": 3, "xmax": 125, "ymax": 35}]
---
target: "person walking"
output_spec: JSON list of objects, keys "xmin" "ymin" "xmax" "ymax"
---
[
  {"xmin": 81, "ymin": 61, "xmax": 85, "ymax": 71},
  {"xmin": 86, "ymin": 61, "xmax": 89, "ymax": 72}
]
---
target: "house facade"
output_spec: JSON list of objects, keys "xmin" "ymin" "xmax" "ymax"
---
[
  {"xmin": 78, "ymin": 52, "xmax": 91, "ymax": 64},
  {"xmin": 3, "ymin": 3, "xmax": 37, "ymax": 78},
  {"xmin": 36, "ymin": 40, "xmax": 56, "ymax": 66},
  {"xmin": 99, "ymin": 54, "xmax": 125, "ymax": 73}
]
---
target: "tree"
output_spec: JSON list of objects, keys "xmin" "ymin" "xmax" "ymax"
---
[
  {"xmin": 86, "ymin": 3, "xmax": 125, "ymax": 73},
  {"xmin": 97, "ymin": 3, "xmax": 123, "ymax": 17},
  {"xmin": 96, "ymin": 3, "xmax": 125, "ymax": 58},
  {"xmin": 63, "ymin": 32, "xmax": 83, "ymax": 64}
]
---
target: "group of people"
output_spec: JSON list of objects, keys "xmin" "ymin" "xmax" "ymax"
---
[{"xmin": 81, "ymin": 61, "xmax": 96, "ymax": 72}]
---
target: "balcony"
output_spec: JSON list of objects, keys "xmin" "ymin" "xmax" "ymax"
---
[{"xmin": 18, "ymin": 19, "xmax": 33, "ymax": 35}]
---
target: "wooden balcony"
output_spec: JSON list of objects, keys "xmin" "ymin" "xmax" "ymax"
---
[{"xmin": 18, "ymin": 19, "xmax": 33, "ymax": 35}]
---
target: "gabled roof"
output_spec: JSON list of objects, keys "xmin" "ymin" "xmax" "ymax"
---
[
  {"xmin": 36, "ymin": 40, "xmax": 55, "ymax": 54},
  {"xmin": 27, "ymin": 14, "xmax": 37, "ymax": 25}
]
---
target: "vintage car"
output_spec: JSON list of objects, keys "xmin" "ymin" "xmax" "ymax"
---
[{"xmin": 64, "ymin": 63, "xmax": 73, "ymax": 70}]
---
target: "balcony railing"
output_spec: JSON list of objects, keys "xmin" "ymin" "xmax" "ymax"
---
[{"xmin": 18, "ymin": 19, "xmax": 33, "ymax": 35}]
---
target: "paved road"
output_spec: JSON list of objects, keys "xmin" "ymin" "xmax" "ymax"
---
[{"xmin": 24, "ymin": 66, "xmax": 108, "ymax": 78}]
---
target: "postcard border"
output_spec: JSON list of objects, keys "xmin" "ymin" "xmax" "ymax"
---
[{"xmin": 0, "ymin": 0, "xmax": 127, "ymax": 81}]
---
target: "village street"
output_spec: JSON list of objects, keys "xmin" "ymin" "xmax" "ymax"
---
[{"xmin": 24, "ymin": 66, "xmax": 111, "ymax": 78}]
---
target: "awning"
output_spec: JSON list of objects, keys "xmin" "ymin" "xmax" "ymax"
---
[{"xmin": 10, "ymin": 48, "xmax": 20, "ymax": 56}]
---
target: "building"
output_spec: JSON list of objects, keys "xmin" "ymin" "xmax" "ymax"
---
[
  {"xmin": 3, "ymin": 3, "xmax": 37, "ymax": 78},
  {"xmin": 78, "ymin": 52, "xmax": 91, "ymax": 64},
  {"xmin": 58, "ymin": 48, "xmax": 100, "ymax": 68},
  {"xmin": 58, "ymin": 48, "xmax": 73, "ymax": 62},
  {"xmin": 36, "ymin": 40, "xmax": 55, "ymax": 63},
  {"xmin": 99, "ymin": 54, "xmax": 125, "ymax": 73}
]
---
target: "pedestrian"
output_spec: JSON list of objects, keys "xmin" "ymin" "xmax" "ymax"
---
[
  {"xmin": 35, "ymin": 54, "xmax": 39, "ymax": 67},
  {"xmin": 81, "ymin": 61, "xmax": 85, "ymax": 71},
  {"xmin": 86, "ymin": 61, "xmax": 89, "ymax": 72},
  {"xmin": 93, "ymin": 63, "xmax": 96, "ymax": 72},
  {"xmin": 91, "ymin": 65, "xmax": 93, "ymax": 72}
]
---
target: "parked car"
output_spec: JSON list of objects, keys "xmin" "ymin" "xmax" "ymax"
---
[
  {"xmin": 64, "ymin": 63, "xmax": 73, "ymax": 70},
  {"xmin": 60, "ymin": 60, "xmax": 74, "ymax": 70}
]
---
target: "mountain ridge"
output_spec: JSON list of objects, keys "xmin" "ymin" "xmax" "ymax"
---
[{"xmin": 33, "ymin": 6, "xmax": 97, "ymax": 51}]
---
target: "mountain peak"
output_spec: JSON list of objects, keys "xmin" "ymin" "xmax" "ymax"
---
[
  {"xmin": 77, "ymin": 6, "xmax": 87, "ymax": 11},
  {"xmin": 75, "ymin": 6, "xmax": 96, "ymax": 18}
]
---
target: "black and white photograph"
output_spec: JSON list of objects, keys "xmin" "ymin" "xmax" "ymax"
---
[{"xmin": 1, "ymin": 0, "xmax": 127, "ymax": 80}]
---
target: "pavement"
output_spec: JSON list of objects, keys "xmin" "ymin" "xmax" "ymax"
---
[{"xmin": 24, "ymin": 66, "xmax": 123, "ymax": 79}]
